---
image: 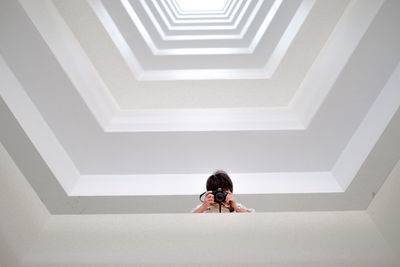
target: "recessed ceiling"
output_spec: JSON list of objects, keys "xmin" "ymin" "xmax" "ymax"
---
[
  {"xmin": 87, "ymin": 0, "xmax": 312, "ymax": 75},
  {"xmin": 0, "ymin": 0, "xmax": 399, "ymax": 214},
  {"xmin": 174, "ymin": 0, "xmax": 229, "ymax": 12},
  {"xmin": 40, "ymin": 0, "xmax": 353, "ymax": 128}
]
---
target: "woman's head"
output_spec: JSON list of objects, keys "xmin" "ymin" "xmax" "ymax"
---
[{"xmin": 206, "ymin": 170, "xmax": 233, "ymax": 193}]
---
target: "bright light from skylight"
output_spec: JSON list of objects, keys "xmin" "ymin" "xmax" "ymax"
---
[{"xmin": 175, "ymin": 0, "xmax": 229, "ymax": 12}]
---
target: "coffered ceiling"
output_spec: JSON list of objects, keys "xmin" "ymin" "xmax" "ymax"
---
[{"xmin": 0, "ymin": 0, "xmax": 399, "ymax": 214}]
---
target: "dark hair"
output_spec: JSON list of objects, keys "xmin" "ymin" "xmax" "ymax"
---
[{"xmin": 206, "ymin": 170, "xmax": 233, "ymax": 193}]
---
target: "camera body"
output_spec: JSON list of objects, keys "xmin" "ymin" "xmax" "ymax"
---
[{"xmin": 212, "ymin": 188, "xmax": 228, "ymax": 203}]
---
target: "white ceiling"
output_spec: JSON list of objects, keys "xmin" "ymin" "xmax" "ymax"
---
[
  {"xmin": 0, "ymin": 0, "xmax": 399, "ymax": 214},
  {"xmin": 50, "ymin": 0, "xmax": 346, "ymax": 109},
  {"xmin": 173, "ymin": 0, "xmax": 230, "ymax": 12}
]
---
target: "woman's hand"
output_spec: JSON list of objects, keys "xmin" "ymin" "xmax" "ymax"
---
[
  {"xmin": 223, "ymin": 191, "xmax": 237, "ymax": 210},
  {"xmin": 192, "ymin": 191, "xmax": 214, "ymax": 213},
  {"xmin": 223, "ymin": 191, "xmax": 250, "ymax": 212},
  {"xmin": 202, "ymin": 191, "xmax": 214, "ymax": 208}
]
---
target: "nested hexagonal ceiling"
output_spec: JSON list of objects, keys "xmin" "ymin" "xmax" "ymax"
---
[
  {"xmin": 85, "ymin": 0, "xmax": 313, "ymax": 75},
  {"xmin": 0, "ymin": 0, "xmax": 399, "ymax": 214},
  {"xmin": 173, "ymin": 0, "xmax": 230, "ymax": 12},
  {"xmin": 35, "ymin": 0, "xmax": 353, "ymax": 131}
]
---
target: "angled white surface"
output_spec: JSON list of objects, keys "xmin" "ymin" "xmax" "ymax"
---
[
  {"xmin": 332, "ymin": 61, "xmax": 400, "ymax": 189},
  {"xmin": 70, "ymin": 172, "xmax": 342, "ymax": 196},
  {"xmin": 0, "ymin": 0, "xmax": 398, "ymax": 216},
  {"xmin": 174, "ymin": 0, "xmax": 229, "ymax": 12},
  {"xmin": 0, "ymin": 55, "xmax": 79, "ymax": 194},
  {"xmin": 1, "ymin": 141, "xmax": 400, "ymax": 266}
]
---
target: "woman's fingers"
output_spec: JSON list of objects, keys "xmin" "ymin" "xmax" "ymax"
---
[{"xmin": 204, "ymin": 191, "xmax": 214, "ymax": 204}]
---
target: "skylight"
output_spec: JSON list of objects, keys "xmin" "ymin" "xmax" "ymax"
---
[{"xmin": 174, "ymin": 0, "xmax": 229, "ymax": 12}]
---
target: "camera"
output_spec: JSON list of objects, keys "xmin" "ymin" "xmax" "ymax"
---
[{"xmin": 212, "ymin": 188, "xmax": 228, "ymax": 203}]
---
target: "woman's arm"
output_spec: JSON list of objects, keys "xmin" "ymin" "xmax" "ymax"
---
[
  {"xmin": 225, "ymin": 192, "xmax": 253, "ymax": 213},
  {"xmin": 192, "ymin": 191, "xmax": 214, "ymax": 213},
  {"xmin": 192, "ymin": 203, "xmax": 209, "ymax": 213}
]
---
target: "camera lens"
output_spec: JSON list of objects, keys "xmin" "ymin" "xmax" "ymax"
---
[
  {"xmin": 213, "ymin": 188, "xmax": 227, "ymax": 203},
  {"xmin": 215, "ymin": 192, "xmax": 225, "ymax": 202}
]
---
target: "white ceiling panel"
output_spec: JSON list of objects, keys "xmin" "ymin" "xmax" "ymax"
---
[{"xmin": 0, "ymin": 0, "xmax": 399, "ymax": 214}]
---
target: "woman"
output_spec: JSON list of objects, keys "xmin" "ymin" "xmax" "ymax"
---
[{"xmin": 192, "ymin": 170, "xmax": 254, "ymax": 213}]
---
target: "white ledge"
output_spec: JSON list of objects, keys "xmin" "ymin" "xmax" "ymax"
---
[{"xmin": 70, "ymin": 172, "xmax": 342, "ymax": 196}]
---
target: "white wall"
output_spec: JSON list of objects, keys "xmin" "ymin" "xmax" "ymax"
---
[
  {"xmin": 0, "ymin": 143, "xmax": 49, "ymax": 266},
  {"xmin": 21, "ymin": 211, "xmax": 397, "ymax": 267},
  {"xmin": 1, "ymin": 141, "xmax": 400, "ymax": 267},
  {"xmin": 0, "ymin": 231, "xmax": 19, "ymax": 267},
  {"xmin": 368, "ymin": 159, "xmax": 400, "ymax": 255}
]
